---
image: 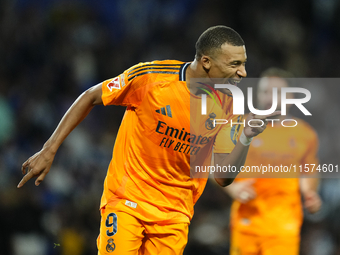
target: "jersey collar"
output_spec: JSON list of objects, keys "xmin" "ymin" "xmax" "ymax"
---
[{"xmin": 179, "ymin": 62, "xmax": 190, "ymax": 81}]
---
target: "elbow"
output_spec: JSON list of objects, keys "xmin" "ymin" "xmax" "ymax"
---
[
  {"xmin": 83, "ymin": 84, "xmax": 103, "ymax": 106},
  {"xmin": 215, "ymin": 177, "xmax": 235, "ymax": 187}
]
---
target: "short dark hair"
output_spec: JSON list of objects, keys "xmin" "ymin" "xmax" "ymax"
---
[
  {"xmin": 260, "ymin": 67, "xmax": 294, "ymax": 87},
  {"xmin": 195, "ymin": 25, "xmax": 244, "ymax": 60},
  {"xmin": 260, "ymin": 67, "xmax": 294, "ymax": 78}
]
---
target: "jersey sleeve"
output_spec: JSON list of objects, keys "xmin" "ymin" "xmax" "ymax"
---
[
  {"xmin": 214, "ymin": 115, "xmax": 244, "ymax": 153},
  {"xmin": 101, "ymin": 63, "xmax": 149, "ymax": 107}
]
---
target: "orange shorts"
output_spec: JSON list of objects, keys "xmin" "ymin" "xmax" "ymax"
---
[
  {"xmin": 97, "ymin": 204, "xmax": 189, "ymax": 255},
  {"xmin": 230, "ymin": 229, "xmax": 300, "ymax": 255}
]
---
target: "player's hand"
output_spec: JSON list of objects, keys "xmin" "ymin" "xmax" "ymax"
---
[
  {"xmin": 18, "ymin": 148, "xmax": 55, "ymax": 188},
  {"xmin": 303, "ymin": 190, "xmax": 322, "ymax": 214},
  {"xmin": 225, "ymin": 179, "xmax": 257, "ymax": 204},
  {"xmin": 243, "ymin": 111, "xmax": 281, "ymax": 138}
]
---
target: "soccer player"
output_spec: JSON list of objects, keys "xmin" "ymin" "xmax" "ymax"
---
[
  {"xmin": 225, "ymin": 68, "xmax": 322, "ymax": 255},
  {"xmin": 17, "ymin": 26, "xmax": 275, "ymax": 255}
]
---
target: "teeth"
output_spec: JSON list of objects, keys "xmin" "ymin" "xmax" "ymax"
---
[
  {"xmin": 229, "ymin": 79, "xmax": 241, "ymax": 85},
  {"xmin": 228, "ymin": 79, "xmax": 240, "ymax": 85}
]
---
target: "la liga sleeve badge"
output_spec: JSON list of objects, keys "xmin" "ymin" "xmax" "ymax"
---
[{"xmin": 107, "ymin": 77, "xmax": 121, "ymax": 91}]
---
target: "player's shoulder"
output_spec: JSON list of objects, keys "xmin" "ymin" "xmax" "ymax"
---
[
  {"xmin": 126, "ymin": 60, "xmax": 184, "ymax": 72},
  {"xmin": 124, "ymin": 60, "xmax": 185, "ymax": 82},
  {"xmin": 152, "ymin": 59, "xmax": 185, "ymax": 65}
]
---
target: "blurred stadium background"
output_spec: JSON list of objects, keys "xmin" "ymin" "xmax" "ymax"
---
[{"xmin": 0, "ymin": 0, "xmax": 340, "ymax": 254}]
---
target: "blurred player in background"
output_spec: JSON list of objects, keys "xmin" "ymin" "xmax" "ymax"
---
[
  {"xmin": 17, "ymin": 26, "xmax": 274, "ymax": 255},
  {"xmin": 224, "ymin": 68, "xmax": 322, "ymax": 255}
]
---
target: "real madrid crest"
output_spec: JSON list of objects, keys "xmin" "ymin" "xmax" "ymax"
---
[
  {"xmin": 106, "ymin": 238, "xmax": 116, "ymax": 253},
  {"xmin": 205, "ymin": 112, "xmax": 216, "ymax": 130}
]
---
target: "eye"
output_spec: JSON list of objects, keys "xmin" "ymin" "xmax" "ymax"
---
[{"xmin": 230, "ymin": 61, "xmax": 242, "ymax": 67}]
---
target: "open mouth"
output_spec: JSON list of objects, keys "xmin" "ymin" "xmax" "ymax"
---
[{"xmin": 227, "ymin": 78, "xmax": 242, "ymax": 86}]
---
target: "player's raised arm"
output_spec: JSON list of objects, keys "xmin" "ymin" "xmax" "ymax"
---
[
  {"xmin": 214, "ymin": 111, "xmax": 280, "ymax": 186},
  {"xmin": 18, "ymin": 83, "xmax": 103, "ymax": 188}
]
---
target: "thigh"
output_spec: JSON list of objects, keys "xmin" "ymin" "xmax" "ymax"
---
[
  {"xmin": 139, "ymin": 222, "xmax": 189, "ymax": 255},
  {"xmin": 97, "ymin": 206, "xmax": 145, "ymax": 255},
  {"xmin": 261, "ymin": 235, "xmax": 300, "ymax": 255},
  {"xmin": 230, "ymin": 229, "xmax": 260, "ymax": 255}
]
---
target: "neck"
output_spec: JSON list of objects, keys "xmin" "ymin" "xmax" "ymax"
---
[{"xmin": 186, "ymin": 59, "xmax": 209, "ymax": 95}]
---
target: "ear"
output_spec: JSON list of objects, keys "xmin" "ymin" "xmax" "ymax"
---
[{"xmin": 201, "ymin": 55, "xmax": 212, "ymax": 71}]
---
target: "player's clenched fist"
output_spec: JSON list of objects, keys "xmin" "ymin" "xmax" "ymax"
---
[{"xmin": 243, "ymin": 111, "xmax": 281, "ymax": 138}]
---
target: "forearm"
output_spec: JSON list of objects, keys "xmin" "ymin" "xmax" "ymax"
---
[
  {"xmin": 214, "ymin": 142, "xmax": 250, "ymax": 186},
  {"xmin": 223, "ymin": 183, "xmax": 235, "ymax": 196},
  {"xmin": 300, "ymin": 177, "xmax": 322, "ymax": 213},
  {"xmin": 300, "ymin": 178, "xmax": 319, "ymax": 194},
  {"xmin": 17, "ymin": 84, "xmax": 103, "ymax": 188},
  {"xmin": 44, "ymin": 85, "xmax": 103, "ymax": 154}
]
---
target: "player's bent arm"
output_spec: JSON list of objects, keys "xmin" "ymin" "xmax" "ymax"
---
[
  {"xmin": 44, "ymin": 83, "xmax": 103, "ymax": 153},
  {"xmin": 214, "ymin": 142, "xmax": 250, "ymax": 187},
  {"xmin": 18, "ymin": 83, "xmax": 103, "ymax": 188},
  {"xmin": 214, "ymin": 111, "xmax": 281, "ymax": 187}
]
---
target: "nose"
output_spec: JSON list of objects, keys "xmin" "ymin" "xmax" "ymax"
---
[{"xmin": 237, "ymin": 65, "xmax": 247, "ymax": 78}]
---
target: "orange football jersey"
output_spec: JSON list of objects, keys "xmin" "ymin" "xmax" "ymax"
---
[
  {"xmin": 100, "ymin": 60, "xmax": 240, "ymax": 224},
  {"xmin": 230, "ymin": 119, "xmax": 319, "ymax": 236}
]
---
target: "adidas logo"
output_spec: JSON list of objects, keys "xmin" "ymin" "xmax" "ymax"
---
[{"xmin": 155, "ymin": 105, "xmax": 172, "ymax": 118}]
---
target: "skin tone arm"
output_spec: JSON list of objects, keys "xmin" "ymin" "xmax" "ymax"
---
[
  {"xmin": 17, "ymin": 84, "xmax": 103, "ymax": 188},
  {"xmin": 214, "ymin": 112, "xmax": 280, "ymax": 187},
  {"xmin": 223, "ymin": 179, "xmax": 256, "ymax": 203},
  {"xmin": 214, "ymin": 142, "xmax": 250, "ymax": 187},
  {"xmin": 222, "ymin": 175, "xmax": 322, "ymax": 213},
  {"xmin": 300, "ymin": 178, "xmax": 322, "ymax": 213}
]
